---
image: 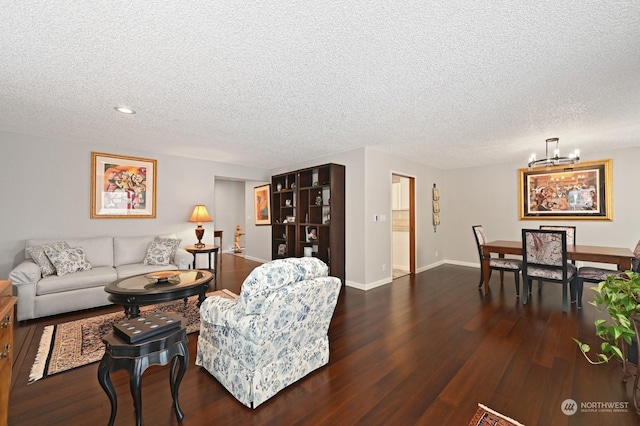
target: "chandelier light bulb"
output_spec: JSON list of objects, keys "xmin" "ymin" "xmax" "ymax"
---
[
  {"xmin": 527, "ymin": 138, "xmax": 580, "ymax": 169},
  {"xmin": 114, "ymin": 106, "xmax": 136, "ymax": 114}
]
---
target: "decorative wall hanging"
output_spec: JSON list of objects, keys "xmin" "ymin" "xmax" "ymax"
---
[
  {"xmin": 432, "ymin": 183, "xmax": 440, "ymax": 232},
  {"xmin": 518, "ymin": 159, "xmax": 612, "ymax": 220},
  {"xmin": 91, "ymin": 152, "xmax": 156, "ymax": 218}
]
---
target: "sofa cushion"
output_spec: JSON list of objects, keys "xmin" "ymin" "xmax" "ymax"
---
[
  {"xmin": 156, "ymin": 236, "xmax": 181, "ymax": 263},
  {"xmin": 143, "ymin": 236, "xmax": 181, "ymax": 265},
  {"xmin": 45, "ymin": 246, "xmax": 93, "ymax": 276},
  {"xmin": 114, "ymin": 235, "xmax": 155, "ymax": 266},
  {"xmin": 114, "ymin": 234, "xmax": 179, "ymax": 266},
  {"xmin": 26, "ymin": 241, "xmax": 70, "ymax": 276},
  {"xmin": 27, "ymin": 237, "xmax": 113, "ymax": 268},
  {"xmin": 36, "ymin": 266, "xmax": 117, "ymax": 296},
  {"xmin": 239, "ymin": 257, "xmax": 329, "ymax": 315}
]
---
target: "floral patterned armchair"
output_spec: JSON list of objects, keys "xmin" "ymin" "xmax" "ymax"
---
[{"xmin": 196, "ymin": 257, "xmax": 341, "ymax": 408}]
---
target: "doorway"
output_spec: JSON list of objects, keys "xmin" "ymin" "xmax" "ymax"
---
[{"xmin": 391, "ymin": 174, "xmax": 416, "ymax": 278}]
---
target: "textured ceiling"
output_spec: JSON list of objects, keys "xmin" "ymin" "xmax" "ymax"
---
[{"xmin": 2, "ymin": 1, "xmax": 639, "ymax": 169}]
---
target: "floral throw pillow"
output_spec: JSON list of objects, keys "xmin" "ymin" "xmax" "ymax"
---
[
  {"xmin": 26, "ymin": 241, "xmax": 70, "ymax": 276},
  {"xmin": 44, "ymin": 247, "xmax": 93, "ymax": 277},
  {"xmin": 143, "ymin": 237, "xmax": 181, "ymax": 266}
]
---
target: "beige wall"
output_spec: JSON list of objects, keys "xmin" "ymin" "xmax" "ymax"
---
[
  {"xmin": 3, "ymin": 129, "xmax": 637, "ymax": 288},
  {"xmin": 0, "ymin": 131, "xmax": 270, "ymax": 278},
  {"xmin": 442, "ymin": 146, "xmax": 640, "ymax": 268}
]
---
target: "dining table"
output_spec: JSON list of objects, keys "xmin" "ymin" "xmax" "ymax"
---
[{"xmin": 480, "ymin": 240, "xmax": 634, "ymax": 294}]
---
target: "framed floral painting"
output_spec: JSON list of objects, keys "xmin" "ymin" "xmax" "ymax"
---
[{"xmin": 91, "ymin": 152, "xmax": 157, "ymax": 218}]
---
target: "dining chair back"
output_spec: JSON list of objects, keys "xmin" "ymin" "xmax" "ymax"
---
[
  {"xmin": 575, "ymin": 238, "xmax": 640, "ymax": 308},
  {"xmin": 539, "ymin": 225, "xmax": 576, "ymax": 246},
  {"xmin": 521, "ymin": 228, "xmax": 577, "ymax": 312},
  {"xmin": 472, "ymin": 225, "xmax": 522, "ymax": 297},
  {"xmin": 633, "ymin": 239, "xmax": 640, "ymax": 272}
]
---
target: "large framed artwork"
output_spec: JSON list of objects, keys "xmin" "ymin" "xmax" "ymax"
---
[
  {"xmin": 91, "ymin": 152, "xmax": 157, "ymax": 218},
  {"xmin": 518, "ymin": 159, "xmax": 612, "ymax": 220},
  {"xmin": 254, "ymin": 184, "xmax": 271, "ymax": 225}
]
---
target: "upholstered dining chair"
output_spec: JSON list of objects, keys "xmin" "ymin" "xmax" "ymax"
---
[
  {"xmin": 472, "ymin": 225, "xmax": 522, "ymax": 297},
  {"xmin": 537, "ymin": 226, "xmax": 577, "ymax": 289},
  {"xmin": 574, "ymin": 239, "xmax": 640, "ymax": 308},
  {"xmin": 521, "ymin": 229, "xmax": 577, "ymax": 312}
]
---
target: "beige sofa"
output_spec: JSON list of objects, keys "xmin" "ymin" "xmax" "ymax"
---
[{"xmin": 9, "ymin": 235, "xmax": 194, "ymax": 321}]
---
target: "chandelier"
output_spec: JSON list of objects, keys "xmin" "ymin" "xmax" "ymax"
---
[{"xmin": 528, "ymin": 138, "xmax": 580, "ymax": 169}]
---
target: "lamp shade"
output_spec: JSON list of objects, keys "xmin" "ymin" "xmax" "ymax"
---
[{"xmin": 188, "ymin": 205, "xmax": 213, "ymax": 223}]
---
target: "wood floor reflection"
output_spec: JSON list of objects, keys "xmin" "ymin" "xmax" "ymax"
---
[{"xmin": 9, "ymin": 255, "xmax": 638, "ymax": 425}]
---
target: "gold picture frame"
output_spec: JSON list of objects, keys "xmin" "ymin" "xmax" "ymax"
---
[
  {"xmin": 518, "ymin": 159, "xmax": 612, "ymax": 220},
  {"xmin": 91, "ymin": 152, "xmax": 157, "ymax": 218},
  {"xmin": 254, "ymin": 184, "xmax": 271, "ymax": 225}
]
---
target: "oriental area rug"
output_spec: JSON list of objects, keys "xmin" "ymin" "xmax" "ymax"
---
[
  {"xmin": 29, "ymin": 290, "xmax": 237, "ymax": 383},
  {"xmin": 468, "ymin": 403, "xmax": 525, "ymax": 426}
]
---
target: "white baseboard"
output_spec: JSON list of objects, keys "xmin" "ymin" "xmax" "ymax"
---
[
  {"xmin": 444, "ymin": 259, "xmax": 479, "ymax": 269},
  {"xmin": 346, "ymin": 259, "xmax": 478, "ymax": 291},
  {"xmin": 345, "ymin": 277, "xmax": 392, "ymax": 291},
  {"xmin": 239, "ymin": 255, "xmax": 268, "ymax": 264}
]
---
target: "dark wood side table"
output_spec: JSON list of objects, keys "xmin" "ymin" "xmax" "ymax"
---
[
  {"xmin": 98, "ymin": 321, "xmax": 188, "ymax": 426},
  {"xmin": 214, "ymin": 230, "xmax": 223, "ymax": 264},
  {"xmin": 184, "ymin": 245, "xmax": 219, "ymax": 286}
]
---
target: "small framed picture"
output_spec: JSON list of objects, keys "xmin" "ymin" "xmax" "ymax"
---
[
  {"xmin": 306, "ymin": 226, "xmax": 318, "ymax": 242},
  {"xmin": 277, "ymin": 244, "xmax": 287, "ymax": 255},
  {"xmin": 253, "ymin": 184, "xmax": 271, "ymax": 225}
]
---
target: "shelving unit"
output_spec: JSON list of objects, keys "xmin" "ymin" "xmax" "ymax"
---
[
  {"xmin": 271, "ymin": 172, "xmax": 298, "ymax": 259},
  {"xmin": 271, "ymin": 164, "xmax": 345, "ymax": 283}
]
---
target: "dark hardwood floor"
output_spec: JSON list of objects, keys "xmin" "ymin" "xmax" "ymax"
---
[{"xmin": 8, "ymin": 255, "xmax": 639, "ymax": 425}]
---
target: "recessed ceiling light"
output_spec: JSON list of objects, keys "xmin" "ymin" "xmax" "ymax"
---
[{"xmin": 114, "ymin": 106, "xmax": 136, "ymax": 114}]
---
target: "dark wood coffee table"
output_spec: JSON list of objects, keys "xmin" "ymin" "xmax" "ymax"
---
[{"xmin": 105, "ymin": 270, "xmax": 213, "ymax": 318}]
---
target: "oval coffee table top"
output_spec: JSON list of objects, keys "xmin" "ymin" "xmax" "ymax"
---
[{"xmin": 106, "ymin": 270, "xmax": 213, "ymax": 295}]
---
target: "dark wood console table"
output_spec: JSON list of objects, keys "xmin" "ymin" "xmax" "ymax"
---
[{"xmin": 214, "ymin": 230, "xmax": 223, "ymax": 264}]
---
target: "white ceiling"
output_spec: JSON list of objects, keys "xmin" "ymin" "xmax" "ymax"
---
[{"xmin": 2, "ymin": 1, "xmax": 639, "ymax": 170}]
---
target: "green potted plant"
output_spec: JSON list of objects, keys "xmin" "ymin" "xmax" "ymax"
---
[{"xmin": 574, "ymin": 271, "xmax": 640, "ymax": 365}]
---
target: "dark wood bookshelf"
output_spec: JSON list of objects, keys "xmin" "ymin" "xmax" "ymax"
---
[{"xmin": 271, "ymin": 163, "xmax": 345, "ymax": 283}]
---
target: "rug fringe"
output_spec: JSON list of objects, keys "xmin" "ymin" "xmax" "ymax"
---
[
  {"xmin": 29, "ymin": 325, "xmax": 54, "ymax": 384},
  {"xmin": 478, "ymin": 404, "xmax": 525, "ymax": 426},
  {"xmin": 28, "ymin": 296, "xmax": 206, "ymax": 383}
]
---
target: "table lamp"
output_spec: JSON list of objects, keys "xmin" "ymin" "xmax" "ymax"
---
[{"xmin": 188, "ymin": 205, "xmax": 213, "ymax": 248}]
